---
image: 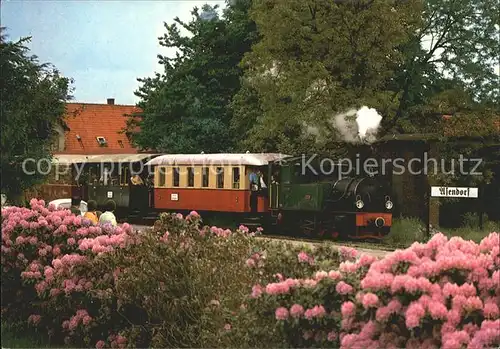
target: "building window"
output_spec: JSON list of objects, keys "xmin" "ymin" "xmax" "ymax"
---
[
  {"xmin": 232, "ymin": 167, "xmax": 240, "ymax": 189},
  {"xmin": 158, "ymin": 167, "xmax": 166, "ymax": 187},
  {"xmin": 173, "ymin": 167, "xmax": 180, "ymax": 187},
  {"xmin": 216, "ymin": 167, "xmax": 224, "ymax": 189},
  {"xmin": 187, "ymin": 167, "xmax": 194, "ymax": 187},
  {"xmin": 202, "ymin": 167, "xmax": 209, "ymax": 187}
]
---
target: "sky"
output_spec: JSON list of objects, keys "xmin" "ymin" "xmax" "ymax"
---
[
  {"xmin": 1, "ymin": 0, "xmax": 226, "ymax": 105},
  {"xmin": 2, "ymin": 1, "xmax": 497, "ymax": 107}
]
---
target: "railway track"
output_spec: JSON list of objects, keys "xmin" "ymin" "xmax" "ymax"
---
[
  {"xmin": 255, "ymin": 234, "xmax": 399, "ymax": 258},
  {"xmin": 128, "ymin": 216, "xmax": 404, "ymax": 258},
  {"xmin": 259, "ymin": 233, "xmax": 399, "ymax": 251}
]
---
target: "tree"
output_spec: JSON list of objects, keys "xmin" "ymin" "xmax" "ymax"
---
[
  {"xmin": 386, "ymin": 0, "xmax": 500, "ymax": 133},
  {"xmin": 128, "ymin": 0, "xmax": 259, "ymax": 153},
  {"xmin": 0, "ymin": 29, "xmax": 72, "ymax": 203},
  {"xmin": 231, "ymin": 0, "xmax": 421, "ymax": 153}
]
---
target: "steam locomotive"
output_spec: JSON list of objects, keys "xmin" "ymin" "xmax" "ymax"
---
[{"xmin": 267, "ymin": 155, "xmax": 393, "ymax": 239}]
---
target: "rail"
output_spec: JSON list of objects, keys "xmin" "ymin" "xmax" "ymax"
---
[{"xmin": 255, "ymin": 234, "xmax": 405, "ymax": 253}]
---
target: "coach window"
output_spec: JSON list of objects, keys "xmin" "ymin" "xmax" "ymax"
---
[
  {"xmin": 216, "ymin": 167, "xmax": 224, "ymax": 188},
  {"xmin": 173, "ymin": 167, "xmax": 180, "ymax": 187},
  {"xmin": 232, "ymin": 167, "xmax": 240, "ymax": 189},
  {"xmin": 202, "ymin": 167, "xmax": 209, "ymax": 187},
  {"xmin": 120, "ymin": 166, "xmax": 129, "ymax": 186},
  {"xmin": 187, "ymin": 167, "xmax": 195, "ymax": 187},
  {"xmin": 158, "ymin": 167, "xmax": 166, "ymax": 187}
]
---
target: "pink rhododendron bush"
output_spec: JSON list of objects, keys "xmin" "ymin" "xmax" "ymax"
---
[
  {"xmin": 1, "ymin": 199, "xmax": 341, "ymax": 348},
  {"xmin": 5, "ymin": 199, "xmax": 498, "ymax": 349},
  {"xmin": 241, "ymin": 233, "xmax": 500, "ymax": 349},
  {"xmin": 1, "ymin": 199, "xmax": 139, "ymax": 347}
]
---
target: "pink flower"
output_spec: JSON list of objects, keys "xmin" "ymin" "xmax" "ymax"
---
[
  {"xmin": 405, "ymin": 302, "xmax": 425, "ymax": 328},
  {"xmin": 428, "ymin": 301, "xmax": 448, "ymax": 320},
  {"xmin": 315, "ymin": 270, "xmax": 328, "ymax": 280},
  {"xmin": 95, "ymin": 340, "xmax": 105, "ymax": 349},
  {"xmin": 251, "ymin": 284, "xmax": 263, "ymax": 298},
  {"xmin": 311, "ymin": 305, "xmax": 326, "ymax": 318},
  {"xmin": 327, "ymin": 331, "xmax": 337, "ymax": 342},
  {"xmin": 464, "ymin": 296, "xmax": 483, "ymax": 312},
  {"xmin": 304, "ymin": 308, "xmax": 314, "ymax": 320},
  {"xmin": 302, "ymin": 279, "xmax": 318, "ymax": 288},
  {"xmin": 245, "ymin": 258, "xmax": 255, "ymax": 267},
  {"xmin": 298, "ymin": 251, "xmax": 310, "ymax": 263},
  {"xmin": 336, "ymin": 281, "xmax": 354, "ymax": 295},
  {"xmin": 116, "ymin": 336, "xmax": 127, "ymax": 344},
  {"xmin": 328, "ymin": 270, "xmax": 341, "ymax": 280},
  {"xmin": 484, "ymin": 299, "xmax": 500, "ymax": 319},
  {"xmin": 339, "ymin": 261, "xmax": 360, "ymax": 273},
  {"xmin": 160, "ymin": 231, "xmax": 169, "ymax": 242},
  {"xmin": 290, "ymin": 304, "xmax": 304, "ymax": 318},
  {"xmin": 82, "ymin": 316, "xmax": 92, "ymax": 326},
  {"xmin": 362, "ymin": 293, "xmax": 379, "ymax": 308},
  {"xmin": 340, "ymin": 246, "xmax": 358, "ymax": 261},
  {"xmin": 224, "ymin": 323, "xmax": 231, "ymax": 331},
  {"xmin": 28, "ymin": 314, "xmax": 41, "ymax": 325},
  {"xmin": 275, "ymin": 307, "xmax": 289, "ymax": 320},
  {"xmin": 341, "ymin": 301, "xmax": 356, "ymax": 317},
  {"xmin": 238, "ymin": 225, "xmax": 249, "ymax": 233},
  {"xmin": 265, "ymin": 282, "xmax": 290, "ymax": 295}
]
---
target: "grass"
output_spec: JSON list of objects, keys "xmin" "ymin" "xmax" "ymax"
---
[
  {"xmin": 381, "ymin": 216, "xmax": 500, "ymax": 248},
  {"xmin": 439, "ymin": 221, "xmax": 499, "ymax": 242}
]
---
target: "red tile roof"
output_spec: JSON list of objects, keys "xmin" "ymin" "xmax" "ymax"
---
[{"xmin": 56, "ymin": 102, "xmax": 143, "ymax": 155}]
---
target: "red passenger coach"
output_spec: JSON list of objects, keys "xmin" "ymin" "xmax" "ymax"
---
[{"xmin": 145, "ymin": 153, "xmax": 287, "ymax": 215}]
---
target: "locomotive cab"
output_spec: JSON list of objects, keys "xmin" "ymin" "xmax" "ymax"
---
[{"xmin": 271, "ymin": 155, "xmax": 394, "ymax": 240}]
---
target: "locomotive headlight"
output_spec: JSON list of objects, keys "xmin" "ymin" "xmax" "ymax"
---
[
  {"xmin": 385, "ymin": 200, "xmax": 393, "ymax": 210},
  {"xmin": 355, "ymin": 200, "xmax": 364, "ymax": 209}
]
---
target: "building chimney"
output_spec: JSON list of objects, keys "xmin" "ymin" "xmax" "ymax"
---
[{"xmin": 107, "ymin": 98, "xmax": 115, "ymax": 105}]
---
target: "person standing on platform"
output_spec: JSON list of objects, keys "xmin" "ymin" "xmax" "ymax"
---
[
  {"xmin": 249, "ymin": 168, "xmax": 260, "ymax": 212},
  {"xmin": 257, "ymin": 169, "xmax": 268, "ymax": 196}
]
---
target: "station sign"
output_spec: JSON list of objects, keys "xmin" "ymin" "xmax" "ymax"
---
[{"xmin": 430, "ymin": 186, "xmax": 478, "ymax": 198}]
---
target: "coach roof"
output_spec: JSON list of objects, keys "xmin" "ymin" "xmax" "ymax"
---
[
  {"xmin": 51, "ymin": 153, "xmax": 158, "ymax": 164},
  {"xmin": 145, "ymin": 153, "xmax": 290, "ymax": 166}
]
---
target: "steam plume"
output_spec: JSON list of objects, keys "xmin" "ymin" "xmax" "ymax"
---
[
  {"xmin": 303, "ymin": 106, "xmax": 383, "ymax": 144},
  {"xmin": 355, "ymin": 106, "xmax": 382, "ymax": 143},
  {"xmin": 333, "ymin": 108, "xmax": 358, "ymax": 143}
]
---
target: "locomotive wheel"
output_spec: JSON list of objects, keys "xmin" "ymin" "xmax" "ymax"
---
[
  {"xmin": 318, "ymin": 217, "xmax": 339, "ymax": 240},
  {"xmin": 298, "ymin": 218, "xmax": 316, "ymax": 237}
]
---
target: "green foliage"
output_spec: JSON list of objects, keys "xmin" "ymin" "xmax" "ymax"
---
[
  {"xmin": 382, "ymin": 217, "xmax": 426, "ymax": 246},
  {"xmin": 389, "ymin": 0, "xmax": 500, "ymax": 133},
  {"xmin": 232, "ymin": 0, "xmax": 421, "ymax": 152},
  {"xmin": 129, "ymin": 0, "xmax": 259, "ymax": 153},
  {"xmin": 0, "ymin": 28, "xmax": 72, "ymax": 202}
]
